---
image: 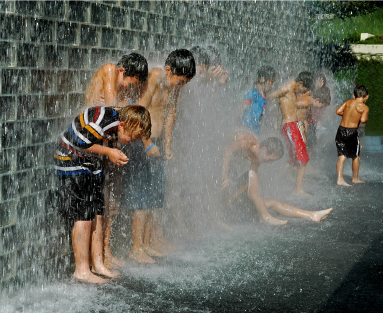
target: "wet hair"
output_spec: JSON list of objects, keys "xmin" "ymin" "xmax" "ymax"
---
[
  {"xmin": 119, "ymin": 105, "xmax": 151, "ymax": 140},
  {"xmin": 312, "ymin": 86, "xmax": 331, "ymax": 106},
  {"xmin": 189, "ymin": 46, "xmax": 209, "ymax": 67},
  {"xmin": 206, "ymin": 46, "xmax": 222, "ymax": 67},
  {"xmin": 256, "ymin": 65, "xmax": 276, "ymax": 84},
  {"xmin": 165, "ymin": 49, "xmax": 196, "ymax": 79},
  {"xmin": 314, "ymin": 73, "xmax": 327, "ymax": 87},
  {"xmin": 295, "ymin": 71, "xmax": 314, "ymax": 89},
  {"xmin": 116, "ymin": 53, "xmax": 148, "ymax": 83},
  {"xmin": 354, "ymin": 84, "xmax": 368, "ymax": 98},
  {"xmin": 260, "ymin": 137, "xmax": 284, "ymax": 159}
]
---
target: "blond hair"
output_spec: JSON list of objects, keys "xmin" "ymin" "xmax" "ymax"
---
[{"xmin": 119, "ymin": 105, "xmax": 151, "ymax": 140}]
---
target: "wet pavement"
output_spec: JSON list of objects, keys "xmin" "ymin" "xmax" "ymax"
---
[{"xmin": 3, "ymin": 147, "xmax": 383, "ymax": 313}]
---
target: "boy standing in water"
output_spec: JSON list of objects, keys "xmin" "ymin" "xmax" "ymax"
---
[
  {"xmin": 268, "ymin": 72, "xmax": 313, "ymax": 196},
  {"xmin": 85, "ymin": 53, "xmax": 155, "ymax": 268},
  {"xmin": 222, "ymin": 131, "xmax": 333, "ymax": 225},
  {"xmin": 122, "ymin": 49, "xmax": 196, "ymax": 263},
  {"xmin": 239, "ymin": 66, "xmax": 276, "ymax": 135},
  {"xmin": 54, "ymin": 105, "xmax": 151, "ymax": 283},
  {"xmin": 335, "ymin": 85, "xmax": 369, "ymax": 186}
]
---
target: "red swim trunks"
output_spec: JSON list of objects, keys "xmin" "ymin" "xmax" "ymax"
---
[{"xmin": 281, "ymin": 121, "xmax": 309, "ymax": 166}]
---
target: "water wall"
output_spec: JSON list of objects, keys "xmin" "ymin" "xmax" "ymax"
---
[{"xmin": 0, "ymin": 0, "xmax": 319, "ymax": 293}]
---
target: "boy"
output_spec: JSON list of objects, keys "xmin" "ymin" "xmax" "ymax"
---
[
  {"xmin": 85, "ymin": 53, "xmax": 154, "ymax": 269},
  {"xmin": 121, "ymin": 49, "xmax": 196, "ymax": 263},
  {"xmin": 85, "ymin": 53, "xmax": 148, "ymax": 107},
  {"xmin": 221, "ymin": 131, "xmax": 333, "ymax": 225},
  {"xmin": 268, "ymin": 72, "xmax": 313, "ymax": 196},
  {"xmin": 335, "ymin": 84, "xmax": 369, "ymax": 186},
  {"xmin": 54, "ymin": 105, "xmax": 151, "ymax": 283},
  {"xmin": 306, "ymin": 85, "xmax": 331, "ymax": 155},
  {"xmin": 239, "ymin": 66, "xmax": 276, "ymax": 134}
]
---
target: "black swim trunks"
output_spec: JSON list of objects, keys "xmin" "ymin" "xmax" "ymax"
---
[
  {"xmin": 335, "ymin": 126, "xmax": 360, "ymax": 159},
  {"xmin": 56, "ymin": 174, "xmax": 104, "ymax": 221}
]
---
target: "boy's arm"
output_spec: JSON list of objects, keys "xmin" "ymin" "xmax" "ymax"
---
[
  {"xmin": 102, "ymin": 64, "xmax": 119, "ymax": 106},
  {"xmin": 164, "ymin": 89, "xmax": 180, "ymax": 160},
  {"xmin": 336, "ymin": 101, "xmax": 347, "ymax": 116},
  {"xmin": 84, "ymin": 144, "xmax": 128, "ymax": 166},
  {"xmin": 267, "ymin": 84, "xmax": 289, "ymax": 101},
  {"xmin": 359, "ymin": 104, "xmax": 369, "ymax": 123}
]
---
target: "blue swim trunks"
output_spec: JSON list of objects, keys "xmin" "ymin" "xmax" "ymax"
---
[{"xmin": 241, "ymin": 87, "xmax": 267, "ymax": 133}]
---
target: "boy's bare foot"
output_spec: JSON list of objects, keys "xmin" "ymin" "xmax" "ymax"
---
[
  {"xmin": 151, "ymin": 239, "xmax": 177, "ymax": 254},
  {"xmin": 73, "ymin": 270, "xmax": 110, "ymax": 284},
  {"xmin": 311, "ymin": 208, "xmax": 333, "ymax": 222},
  {"xmin": 128, "ymin": 248, "xmax": 155, "ymax": 264},
  {"xmin": 143, "ymin": 246, "xmax": 167, "ymax": 258},
  {"xmin": 104, "ymin": 254, "xmax": 126, "ymax": 269},
  {"xmin": 352, "ymin": 178, "xmax": 364, "ymax": 183},
  {"xmin": 260, "ymin": 215, "xmax": 288, "ymax": 226},
  {"xmin": 213, "ymin": 220, "xmax": 235, "ymax": 232},
  {"xmin": 293, "ymin": 189, "xmax": 312, "ymax": 197},
  {"xmin": 91, "ymin": 265, "xmax": 120, "ymax": 279},
  {"xmin": 337, "ymin": 179, "xmax": 351, "ymax": 186}
]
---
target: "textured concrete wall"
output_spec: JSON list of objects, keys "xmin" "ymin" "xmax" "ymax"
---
[{"xmin": 0, "ymin": 1, "xmax": 317, "ymax": 292}]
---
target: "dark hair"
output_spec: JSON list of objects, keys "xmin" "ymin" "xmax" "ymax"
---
[
  {"xmin": 312, "ymin": 86, "xmax": 331, "ymax": 106},
  {"xmin": 260, "ymin": 137, "xmax": 284, "ymax": 159},
  {"xmin": 119, "ymin": 105, "xmax": 151, "ymax": 140},
  {"xmin": 354, "ymin": 84, "xmax": 368, "ymax": 98},
  {"xmin": 295, "ymin": 71, "xmax": 313, "ymax": 89},
  {"xmin": 256, "ymin": 66, "xmax": 276, "ymax": 84},
  {"xmin": 314, "ymin": 73, "xmax": 327, "ymax": 87},
  {"xmin": 206, "ymin": 46, "xmax": 221, "ymax": 67},
  {"xmin": 116, "ymin": 53, "xmax": 148, "ymax": 83},
  {"xmin": 165, "ymin": 49, "xmax": 196, "ymax": 79},
  {"xmin": 189, "ymin": 46, "xmax": 209, "ymax": 67}
]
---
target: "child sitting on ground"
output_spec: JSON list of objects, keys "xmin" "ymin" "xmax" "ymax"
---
[
  {"xmin": 335, "ymin": 84, "xmax": 369, "ymax": 186},
  {"xmin": 54, "ymin": 105, "xmax": 151, "ymax": 283}
]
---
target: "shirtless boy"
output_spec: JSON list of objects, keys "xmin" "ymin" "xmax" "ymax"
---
[
  {"xmin": 221, "ymin": 131, "xmax": 333, "ymax": 225},
  {"xmin": 122, "ymin": 49, "xmax": 196, "ymax": 263},
  {"xmin": 85, "ymin": 53, "xmax": 150, "ymax": 268},
  {"xmin": 268, "ymin": 72, "xmax": 313, "ymax": 196},
  {"xmin": 335, "ymin": 84, "xmax": 369, "ymax": 186},
  {"xmin": 54, "ymin": 105, "xmax": 151, "ymax": 283},
  {"xmin": 85, "ymin": 53, "xmax": 148, "ymax": 107}
]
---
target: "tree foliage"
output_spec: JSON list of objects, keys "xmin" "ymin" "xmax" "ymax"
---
[{"xmin": 309, "ymin": 1, "xmax": 383, "ymax": 19}]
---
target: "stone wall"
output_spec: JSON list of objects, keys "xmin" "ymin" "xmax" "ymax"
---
[{"xmin": 0, "ymin": 0, "xmax": 317, "ymax": 292}]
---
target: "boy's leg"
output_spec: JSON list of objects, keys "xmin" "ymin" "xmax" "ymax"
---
[
  {"xmin": 149, "ymin": 208, "xmax": 176, "ymax": 253},
  {"xmin": 72, "ymin": 220, "xmax": 109, "ymax": 284},
  {"xmin": 129, "ymin": 210, "xmax": 155, "ymax": 263},
  {"xmin": 264, "ymin": 198, "xmax": 333, "ymax": 222},
  {"xmin": 103, "ymin": 214, "xmax": 125, "ymax": 268},
  {"xmin": 352, "ymin": 156, "xmax": 364, "ymax": 183},
  {"xmin": 142, "ymin": 210, "xmax": 167, "ymax": 257},
  {"xmin": 247, "ymin": 170, "xmax": 287, "ymax": 226},
  {"xmin": 90, "ymin": 215, "xmax": 119, "ymax": 278},
  {"xmin": 336, "ymin": 155, "xmax": 351, "ymax": 186},
  {"xmin": 294, "ymin": 165, "xmax": 311, "ymax": 196},
  {"xmin": 103, "ymin": 164, "xmax": 125, "ymax": 268}
]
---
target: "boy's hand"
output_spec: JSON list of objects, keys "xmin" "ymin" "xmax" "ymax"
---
[
  {"xmin": 108, "ymin": 148, "xmax": 129, "ymax": 166},
  {"xmin": 222, "ymin": 176, "xmax": 230, "ymax": 189},
  {"xmin": 164, "ymin": 147, "xmax": 174, "ymax": 160},
  {"xmin": 146, "ymin": 145, "xmax": 160, "ymax": 157}
]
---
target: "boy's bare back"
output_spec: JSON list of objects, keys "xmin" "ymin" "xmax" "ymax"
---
[
  {"xmin": 85, "ymin": 63, "xmax": 118, "ymax": 107},
  {"xmin": 336, "ymin": 98, "xmax": 369, "ymax": 129}
]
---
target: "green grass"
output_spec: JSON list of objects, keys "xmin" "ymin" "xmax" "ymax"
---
[{"xmin": 314, "ymin": 8, "xmax": 383, "ymax": 44}]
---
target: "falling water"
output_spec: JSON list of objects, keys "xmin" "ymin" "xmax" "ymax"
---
[{"xmin": 1, "ymin": 1, "xmax": 383, "ymax": 312}]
